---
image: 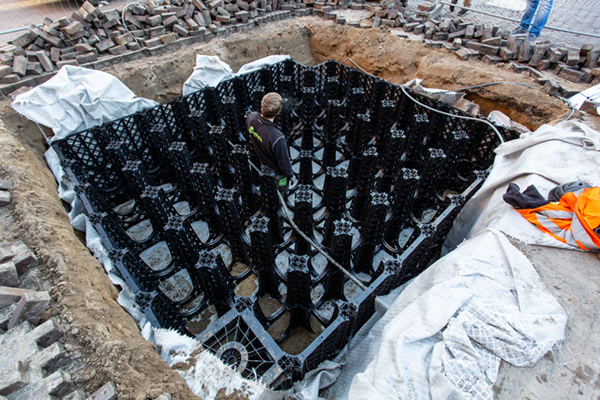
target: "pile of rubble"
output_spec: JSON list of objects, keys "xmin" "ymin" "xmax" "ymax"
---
[{"xmin": 0, "ymin": 0, "xmax": 310, "ymax": 92}]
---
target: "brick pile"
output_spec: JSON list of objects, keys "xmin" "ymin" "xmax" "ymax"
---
[
  {"xmin": 0, "ymin": 238, "xmax": 85, "ymax": 399},
  {"xmin": 0, "ymin": 0, "xmax": 314, "ymax": 93},
  {"xmin": 390, "ymin": 1, "xmax": 600, "ymax": 93}
]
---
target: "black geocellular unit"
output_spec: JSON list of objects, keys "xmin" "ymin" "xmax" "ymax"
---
[{"xmin": 52, "ymin": 59, "xmax": 517, "ymax": 389}]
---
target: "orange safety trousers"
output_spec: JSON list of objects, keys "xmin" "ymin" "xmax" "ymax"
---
[{"xmin": 515, "ymin": 187, "xmax": 600, "ymax": 251}]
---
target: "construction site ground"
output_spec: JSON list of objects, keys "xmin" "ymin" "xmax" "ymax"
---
[{"xmin": 1, "ymin": 16, "xmax": 599, "ymax": 400}]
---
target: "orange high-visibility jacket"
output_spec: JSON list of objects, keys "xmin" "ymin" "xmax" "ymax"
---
[{"xmin": 513, "ymin": 187, "xmax": 600, "ymax": 251}]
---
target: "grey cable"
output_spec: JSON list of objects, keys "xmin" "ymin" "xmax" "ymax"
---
[
  {"xmin": 347, "ymin": 57, "xmax": 505, "ymax": 143},
  {"xmin": 238, "ymin": 148, "xmax": 370, "ymax": 291},
  {"xmin": 399, "ymin": 85, "xmax": 505, "ymax": 144}
]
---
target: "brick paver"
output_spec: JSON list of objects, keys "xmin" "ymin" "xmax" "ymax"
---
[
  {"xmin": 430, "ymin": 0, "xmax": 600, "ymax": 49},
  {"xmin": 0, "ymin": 0, "xmax": 130, "ymax": 44}
]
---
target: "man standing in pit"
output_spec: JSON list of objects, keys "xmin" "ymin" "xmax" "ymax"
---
[{"xmin": 246, "ymin": 92, "xmax": 295, "ymax": 191}]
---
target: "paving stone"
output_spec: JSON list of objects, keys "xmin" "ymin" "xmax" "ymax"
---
[
  {"xmin": 0, "ymin": 243, "xmax": 24, "ymax": 264},
  {"xmin": 483, "ymin": 55, "xmax": 503, "ymax": 64},
  {"xmin": 76, "ymin": 52, "xmax": 98, "ymax": 65},
  {"xmin": 547, "ymin": 47, "xmax": 565, "ymax": 63},
  {"xmin": 580, "ymin": 43, "xmax": 594, "ymax": 58},
  {"xmin": 63, "ymin": 21, "xmax": 83, "ymax": 36},
  {"xmin": 0, "ymin": 191, "xmax": 11, "ymax": 207},
  {"xmin": 448, "ymin": 28, "xmax": 466, "ymax": 40},
  {"xmin": 87, "ymin": 381, "xmax": 117, "ymax": 400},
  {"xmin": 0, "ymin": 287, "xmax": 32, "ymax": 310},
  {"xmin": 580, "ymin": 67, "xmax": 594, "ymax": 84},
  {"xmin": 150, "ymin": 26, "xmax": 167, "ymax": 37},
  {"xmin": 160, "ymin": 33, "xmax": 178, "ymax": 45},
  {"xmin": 482, "ymin": 37, "xmax": 501, "ymax": 46},
  {"xmin": 12, "ymin": 250, "xmax": 38, "ymax": 275},
  {"xmin": 143, "ymin": 37, "xmax": 163, "ymax": 48},
  {"xmin": 559, "ymin": 67, "xmax": 585, "ymax": 83},
  {"xmin": 0, "ymin": 303, "xmax": 17, "ymax": 330},
  {"xmin": 163, "ymin": 15, "xmax": 178, "ymax": 27},
  {"xmin": 566, "ymin": 50, "xmax": 580, "ymax": 66},
  {"xmin": 0, "ymin": 361, "xmax": 28, "ymax": 396},
  {"xmin": 173, "ymin": 24, "xmax": 190, "ymax": 36},
  {"xmin": 29, "ymin": 342, "xmax": 69, "ymax": 373},
  {"xmin": 465, "ymin": 41, "xmax": 481, "ymax": 51},
  {"xmin": 529, "ymin": 45, "xmax": 549, "ymax": 67},
  {"xmin": 35, "ymin": 51, "xmax": 54, "ymax": 72},
  {"xmin": 95, "ymin": 38, "xmax": 115, "ymax": 53},
  {"xmin": 518, "ymin": 41, "xmax": 534, "ymax": 62},
  {"xmin": 537, "ymin": 59, "xmax": 553, "ymax": 71},
  {"xmin": 7, "ymin": 290, "xmax": 50, "ymax": 329},
  {"xmin": 499, "ymin": 47, "xmax": 514, "ymax": 61},
  {"xmin": 473, "ymin": 28, "xmax": 491, "ymax": 39},
  {"xmin": 26, "ymin": 61, "xmax": 44, "ymax": 75},
  {"xmin": 11, "ymin": 56, "xmax": 28, "ymax": 77},
  {"xmin": 0, "ymin": 74, "xmax": 20, "ymax": 84},
  {"xmin": 10, "ymin": 31, "xmax": 38, "ymax": 49},
  {"xmin": 587, "ymin": 49, "xmax": 600, "ymax": 69},
  {"xmin": 0, "ymin": 263, "xmax": 18, "ymax": 288},
  {"xmin": 126, "ymin": 42, "xmax": 141, "ymax": 51},
  {"xmin": 455, "ymin": 47, "xmax": 478, "ymax": 60},
  {"xmin": 478, "ymin": 44, "xmax": 499, "ymax": 56},
  {"xmin": 0, "ymin": 66, "xmax": 12, "ymax": 80},
  {"xmin": 433, "ymin": 32, "xmax": 448, "ymax": 40},
  {"xmin": 107, "ymin": 45, "xmax": 127, "ymax": 55}
]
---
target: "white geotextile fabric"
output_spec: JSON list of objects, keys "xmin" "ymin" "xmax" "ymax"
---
[
  {"xmin": 183, "ymin": 55, "xmax": 234, "ymax": 96},
  {"xmin": 12, "ymin": 66, "xmax": 157, "ymax": 141},
  {"xmin": 442, "ymin": 120, "xmax": 600, "ymax": 254},
  {"xmin": 182, "ymin": 54, "xmax": 290, "ymax": 96},
  {"xmin": 321, "ymin": 229, "xmax": 567, "ymax": 400}
]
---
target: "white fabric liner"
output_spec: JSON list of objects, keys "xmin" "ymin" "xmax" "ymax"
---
[
  {"xmin": 12, "ymin": 66, "xmax": 158, "ymax": 141},
  {"xmin": 182, "ymin": 54, "xmax": 290, "ymax": 96},
  {"xmin": 17, "ymin": 60, "xmax": 579, "ymax": 400}
]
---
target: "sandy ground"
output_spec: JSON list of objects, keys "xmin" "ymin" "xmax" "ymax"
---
[{"xmin": 0, "ymin": 15, "xmax": 599, "ymax": 399}]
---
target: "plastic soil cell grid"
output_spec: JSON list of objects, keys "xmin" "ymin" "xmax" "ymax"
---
[{"xmin": 52, "ymin": 59, "xmax": 518, "ymax": 388}]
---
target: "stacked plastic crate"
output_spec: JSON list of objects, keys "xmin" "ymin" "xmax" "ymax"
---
[{"xmin": 53, "ymin": 59, "xmax": 516, "ymax": 389}]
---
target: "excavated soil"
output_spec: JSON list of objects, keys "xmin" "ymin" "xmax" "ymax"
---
[{"xmin": 0, "ymin": 15, "xmax": 598, "ymax": 399}]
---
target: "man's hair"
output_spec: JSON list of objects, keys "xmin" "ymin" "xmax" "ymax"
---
[{"xmin": 261, "ymin": 92, "xmax": 283, "ymax": 119}]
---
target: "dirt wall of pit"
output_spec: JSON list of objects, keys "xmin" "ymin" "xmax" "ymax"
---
[{"xmin": 0, "ymin": 16, "xmax": 586, "ymax": 398}]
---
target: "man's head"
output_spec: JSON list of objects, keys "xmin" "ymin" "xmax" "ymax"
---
[{"xmin": 261, "ymin": 92, "xmax": 282, "ymax": 119}]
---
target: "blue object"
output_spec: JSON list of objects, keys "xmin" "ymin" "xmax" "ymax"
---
[{"xmin": 519, "ymin": 0, "xmax": 553, "ymax": 37}]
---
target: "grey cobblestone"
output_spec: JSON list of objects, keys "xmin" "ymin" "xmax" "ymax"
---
[{"xmin": 0, "ymin": 319, "xmax": 80, "ymax": 400}]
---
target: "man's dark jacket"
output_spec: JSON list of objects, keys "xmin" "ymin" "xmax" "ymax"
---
[{"xmin": 246, "ymin": 112, "xmax": 294, "ymax": 178}]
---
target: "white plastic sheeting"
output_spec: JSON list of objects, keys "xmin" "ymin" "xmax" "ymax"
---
[
  {"xmin": 182, "ymin": 54, "xmax": 291, "ymax": 96},
  {"xmin": 12, "ymin": 66, "xmax": 157, "ymax": 141},
  {"xmin": 321, "ymin": 229, "xmax": 567, "ymax": 400},
  {"xmin": 443, "ymin": 121, "xmax": 600, "ymax": 254},
  {"xmin": 183, "ymin": 55, "xmax": 234, "ymax": 96}
]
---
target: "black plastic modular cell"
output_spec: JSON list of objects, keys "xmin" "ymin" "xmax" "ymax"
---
[{"xmin": 52, "ymin": 59, "xmax": 518, "ymax": 389}]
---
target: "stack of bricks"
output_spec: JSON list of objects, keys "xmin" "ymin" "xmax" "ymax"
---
[
  {"xmin": 0, "ymin": 0, "xmax": 307, "ymax": 92},
  {"xmin": 399, "ymin": 2, "xmax": 600, "ymax": 89},
  {"xmin": 340, "ymin": 1, "xmax": 599, "ymax": 91},
  {"xmin": 0, "ymin": 241, "xmax": 43, "ymax": 331}
]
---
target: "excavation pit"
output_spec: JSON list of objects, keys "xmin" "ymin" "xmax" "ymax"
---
[{"xmin": 51, "ymin": 57, "xmax": 515, "ymax": 389}]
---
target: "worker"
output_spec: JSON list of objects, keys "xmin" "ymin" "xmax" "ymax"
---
[
  {"xmin": 246, "ymin": 92, "xmax": 295, "ymax": 191},
  {"xmin": 503, "ymin": 181, "xmax": 600, "ymax": 251}
]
